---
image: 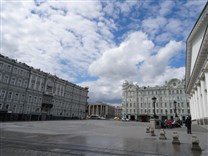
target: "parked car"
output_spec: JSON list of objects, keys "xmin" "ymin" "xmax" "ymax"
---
[
  {"xmin": 100, "ymin": 116, "xmax": 106, "ymax": 120},
  {"xmin": 90, "ymin": 115, "xmax": 101, "ymax": 119},
  {"xmin": 122, "ymin": 117, "xmax": 130, "ymax": 121},
  {"xmin": 114, "ymin": 117, "xmax": 119, "ymax": 120}
]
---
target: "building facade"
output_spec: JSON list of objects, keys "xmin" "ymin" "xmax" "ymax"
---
[
  {"xmin": 185, "ymin": 3, "xmax": 208, "ymax": 125},
  {"xmin": 122, "ymin": 79, "xmax": 190, "ymax": 121},
  {"xmin": 0, "ymin": 54, "xmax": 89, "ymax": 121},
  {"xmin": 114, "ymin": 106, "xmax": 122, "ymax": 119},
  {"xmin": 87, "ymin": 102, "xmax": 115, "ymax": 119}
]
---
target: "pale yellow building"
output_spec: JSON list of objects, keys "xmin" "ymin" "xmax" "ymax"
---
[{"xmin": 87, "ymin": 102, "xmax": 115, "ymax": 119}]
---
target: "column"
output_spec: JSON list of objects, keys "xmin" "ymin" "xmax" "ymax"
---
[
  {"xmin": 192, "ymin": 94, "xmax": 196, "ymax": 120},
  {"xmin": 101, "ymin": 105, "xmax": 103, "ymax": 116},
  {"xmin": 200, "ymin": 79, "xmax": 206, "ymax": 120},
  {"xmin": 204, "ymin": 72, "xmax": 208, "ymax": 118},
  {"xmin": 96, "ymin": 105, "xmax": 98, "ymax": 115},
  {"xmin": 197, "ymin": 85, "xmax": 203, "ymax": 120},
  {"xmin": 193, "ymin": 90, "xmax": 198, "ymax": 120},
  {"xmin": 190, "ymin": 96, "xmax": 194, "ymax": 118},
  {"xmin": 89, "ymin": 105, "xmax": 91, "ymax": 116},
  {"xmin": 103, "ymin": 105, "xmax": 105, "ymax": 116},
  {"xmin": 93, "ymin": 105, "xmax": 94, "ymax": 115}
]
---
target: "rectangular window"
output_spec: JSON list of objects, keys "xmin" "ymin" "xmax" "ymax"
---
[
  {"xmin": 0, "ymin": 62, "xmax": 3, "ymax": 69},
  {"xmin": 17, "ymin": 79, "xmax": 22, "ymax": 86},
  {"xmin": 8, "ymin": 91, "xmax": 13, "ymax": 99},
  {"xmin": 10, "ymin": 77, "xmax": 16, "ymax": 85},
  {"xmin": 3, "ymin": 75, "xmax": 9, "ymax": 83},
  {"xmin": 13, "ymin": 67, "xmax": 18, "ymax": 74},
  {"xmin": 24, "ymin": 80, "xmax": 28, "ymax": 88},
  {"xmin": 21, "ymin": 94, "xmax": 25, "ymax": 101},
  {"xmin": 7, "ymin": 65, "xmax": 11, "ymax": 71},
  {"xmin": 0, "ymin": 90, "xmax": 6, "ymax": 98},
  {"xmin": 14, "ymin": 93, "xmax": 19, "ymax": 100}
]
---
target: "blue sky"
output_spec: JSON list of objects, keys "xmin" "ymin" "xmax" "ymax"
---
[{"xmin": 1, "ymin": 0, "xmax": 207, "ymax": 105}]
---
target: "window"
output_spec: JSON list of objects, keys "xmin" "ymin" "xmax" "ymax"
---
[
  {"xmin": 187, "ymin": 102, "xmax": 189, "ymax": 107},
  {"xmin": 29, "ymin": 95, "xmax": 32, "ymax": 102},
  {"xmin": 13, "ymin": 105, "xmax": 16, "ymax": 112},
  {"xmin": 21, "ymin": 94, "xmax": 25, "ymax": 101},
  {"xmin": 36, "ymin": 81, "xmax": 40, "ymax": 90},
  {"xmin": 10, "ymin": 77, "xmax": 16, "ymax": 85},
  {"xmin": 20, "ymin": 70, "xmax": 23, "ymax": 75},
  {"xmin": 34, "ymin": 97, "xmax": 37, "ymax": 103},
  {"xmin": 181, "ymin": 102, "xmax": 183, "ymax": 107},
  {"xmin": 0, "ymin": 90, "xmax": 6, "ymax": 98},
  {"xmin": 7, "ymin": 65, "xmax": 11, "ymax": 71},
  {"xmin": 7, "ymin": 91, "xmax": 13, "ymax": 99},
  {"xmin": 17, "ymin": 78, "xmax": 22, "ymax": 86},
  {"xmin": 0, "ymin": 62, "xmax": 3, "ymax": 69},
  {"xmin": 13, "ymin": 67, "xmax": 18, "ymax": 74},
  {"xmin": 3, "ymin": 75, "xmax": 9, "ymax": 83},
  {"xmin": 5, "ymin": 104, "xmax": 9, "ymax": 110},
  {"xmin": 23, "ymin": 80, "xmax": 28, "ymax": 88},
  {"xmin": 14, "ymin": 93, "xmax": 19, "ymax": 100}
]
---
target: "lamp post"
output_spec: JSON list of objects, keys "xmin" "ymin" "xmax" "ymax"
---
[
  {"xmin": 152, "ymin": 96, "xmax": 157, "ymax": 118},
  {"xmin": 174, "ymin": 101, "xmax": 178, "ymax": 117}
]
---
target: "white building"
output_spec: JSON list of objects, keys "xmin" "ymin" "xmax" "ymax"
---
[
  {"xmin": 185, "ymin": 3, "xmax": 208, "ymax": 125},
  {"xmin": 122, "ymin": 79, "xmax": 190, "ymax": 121}
]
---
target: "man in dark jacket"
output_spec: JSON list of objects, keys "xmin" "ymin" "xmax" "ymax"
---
[{"xmin": 185, "ymin": 116, "xmax": 192, "ymax": 134}]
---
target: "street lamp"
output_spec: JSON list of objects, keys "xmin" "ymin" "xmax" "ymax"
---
[
  {"xmin": 152, "ymin": 96, "xmax": 157, "ymax": 118},
  {"xmin": 174, "ymin": 101, "xmax": 178, "ymax": 117}
]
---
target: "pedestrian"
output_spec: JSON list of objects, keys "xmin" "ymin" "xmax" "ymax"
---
[{"xmin": 185, "ymin": 115, "xmax": 192, "ymax": 134}]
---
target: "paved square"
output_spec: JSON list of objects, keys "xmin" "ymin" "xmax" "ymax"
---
[{"xmin": 0, "ymin": 120, "xmax": 208, "ymax": 155}]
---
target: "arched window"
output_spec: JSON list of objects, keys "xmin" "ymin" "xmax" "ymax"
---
[{"xmin": 5, "ymin": 104, "xmax": 9, "ymax": 110}]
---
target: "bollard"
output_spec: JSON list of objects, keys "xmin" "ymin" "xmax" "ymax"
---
[
  {"xmin": 146, "ymin": 126, "xmax": 150, "ymax": 133},
  {"xmin": 191, "ymin": 135, "xmax": 202, "ymax": 151},
  {"xmin": 159, "ymin": 129, "xmax": 167, "ymax": 140},
  {"xmin": 172, "ymin": 131, "xmax": 180, "ymax": 144},
  {"xmin": 150, "ymin": 127, "xmax": 156, "ymax": 136}
]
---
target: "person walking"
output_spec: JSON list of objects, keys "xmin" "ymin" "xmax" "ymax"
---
[{"xmin": 185, "ymin": 115, "xmax": 192, "ymax": 134}]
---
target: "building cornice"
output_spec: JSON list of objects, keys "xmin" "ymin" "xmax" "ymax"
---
[{"xmin": 186, "ymin": 4, "xmax": 208, "ymax": 94}]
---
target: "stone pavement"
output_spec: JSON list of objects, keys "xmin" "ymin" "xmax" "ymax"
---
[{"xmin": 0, "ymin": 120, "xmax": 207, "ymax": 156}]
